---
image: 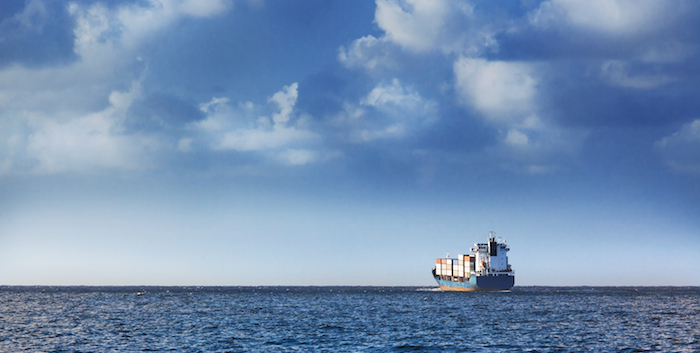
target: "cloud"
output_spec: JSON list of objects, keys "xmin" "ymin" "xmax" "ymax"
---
[
  {"xmin": 505, "ymin": 129, "xmax": 529, "ymax": 146},
  {"xmin": 277, "ymin": 148, "xmax": 342, "ymax": 166},
  {"xmin": 336, "ymin": 2, "xmax": 593, "ymax": 174},
  {"xmin": 329, "ymin": 79, "xmax": 436, "ymax": 143},
  {"xmin": 10, "ymin": 0, "xmax": 48, "ymax": 30},
  {"xmin": 0, "ymin": 0, "xmax": 75, "ymax": 68},
  {"xmin": 215, "ymin": 127, "xmax": 316, "ymax": 151},
  {"xmin": 177, "ymin": 0, "xmax": 233, "ymax": 18},
  {"xmin": 338, "ymin": 0, "xmax": 485, "ymax": 73},
  {"xmin": 454, "ymin": 57, "xmax": 537, "ymax": 124},
  {"xmin": 529, "ymin": 0, "xmax": 673, "ymax": 36},
  {"xmin": 0, "ymin": 0, "xmax": 235, "ymax": 176},
  {"xmin": 338, "ymin": 35, "xmax": 397, "ymax": 71},
  {"xmin": 177, "ymin": 137, "xmax": 193, "ymax": 152},
  {"xmin": 191, "ymin": 78, "xmax": 438, "ymax": 168},
  {"xmin": 71, "ymin": 0, "xmax": 232, "ymax": 57},
  {"xmin": 355, "ymin": 124, "xmax": 406, "ymax": 142},
  {"xmin": 374, "ymin": 0, "xmax": 452, "ymax": 52},
  {"xmin": 639, "ymin": 41, "xmax": 694, "ymax": 64},
  {"xmin": 361, "ymin": 79, "xmax": 435, "ymax": 118},
  {"xmin": 270, "ymin": 82, "xmax": 298, "ymax": 125},
  {"xmin": 600, "ymin": 61, "xmax": 676, "ymax": 89},
  {"xmin": 451, "ymin": 57, "xmax": 591, "ymax": 171},
  {"xmin": 278, "ymin": 149, "xmax": 317, "ymax": 165},
  {"xmin": 191, "ymin": 83, "xmax": 321, "ymax": 165},
  {"xmin": 199, "ymin": 97, "xmax": 231, "ymax": 115},
  {"xmin": 23, "ymin": 81, "xmax": 161, "ymax": 174},
  {"xmin": 655, "ymin": 119, "xmax": 700, "ymax": 174}
]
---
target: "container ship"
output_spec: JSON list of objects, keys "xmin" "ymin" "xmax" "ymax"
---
[{"xmin": 432, "ymin": 231, "xmax": 514, "ymax": 291}]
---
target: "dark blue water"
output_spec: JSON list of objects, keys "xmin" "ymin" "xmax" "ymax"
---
[{"xmin": 1, "ymin": 286, "xmax": 698, "ymax": 352}]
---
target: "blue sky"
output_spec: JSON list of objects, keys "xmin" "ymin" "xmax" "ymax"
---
[{"xmin": 0, "ymin": 0, "xmax": 698, "ymax": 286}]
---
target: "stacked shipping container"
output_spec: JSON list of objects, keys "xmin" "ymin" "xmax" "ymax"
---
[{"xmin": 434, "ymin": 255, "xmax": 476, "ymax": 278}]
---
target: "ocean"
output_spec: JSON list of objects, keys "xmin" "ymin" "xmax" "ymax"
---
[{"xmin": 1, "ymin": 286, "xmax": 698, "ymax": 352}]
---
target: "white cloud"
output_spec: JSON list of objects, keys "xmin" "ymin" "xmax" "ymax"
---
[
  {"xmin": 655, "ymin": 119, "xmax": 700, "ymax": 174},
  {"xmin": 355, "ymin": 124, "xmax": 406, "ymax": 143},
  {"xmin": 530, "ymin": 0, "xmax": 673, "ymax": 36},
  {"xmin": 269, "ymin": 83, "xmax": 298, "ymax": 125},
  {"xmin": 601, "ymin": 61, "xmax": 676, "ymax": 89},
  {"xmin": 331, "ymin": 80, "xmax": 436, "ymax": 143},
  {"xmin": 191, "ymin": 83, "xmax": 321, "ymax": 163},
  {"xmin": 451, "ymin": 58, "xmax": 590, "ymax": 171},
  {"xmin": 109, "ymin": 81, "xmax": 142, "ymax": 110},
  {"xmin": 70, "ymin": 3, "xmax": 112, "ymax": 57},
  {"xmin": 639, "ymin": 41, "xmax": 694, "ymax": 64},
  {"xmin": 199, "ymin": 97, "xmax": 231, "ymax": 114},
  {"xmin": 178, "ymin": 0, "xmax": 232, "ymax": 18},
  {"xmin": 361, "ymin": 79, "xmax": 432, "ymax": 115},
  {"xmin": 336, "ymin": 1, "xmax": 597, "ymax": 174},
  {"xmin": 0, "ymin": 0, "xmax": 235, "ymax": 176},
  {"xmin": 0, "ymin": 158, "xmax": 13, "ymax": 177},
  {"xmin": 177, "ymin": 137, "xmax": 193, "ymax": 152},
  {"xmin": 338, "ymin": 0, "xmax": 482, "ymax": 72},
  {"xmin": 24, "ymin": 81, "xmax": 159, "ymax": 174},
  {"xmin": 454, "ymin": 57, "xmax": 537, "ymax": 124},
  {"xmin": 505, "ymin": 129, "xmax": 529, "ymax": 146},
  {"xmin": 656, "ymin": 120, "xmax": 700, "ymax": 148},
  {"xmin": 111, "ymin": 0, "xmax": 232, "ymax": 49},
  {"xmin": 484, "ymin": 126, "xmax": 587, "ymax": 175},
  {"xmin": 374, "ymin": 0, "xmax": 451, "ymax": 52},
  {"xmin": 215, "ymin": 126, "xmax": 315, "ymax": 151},
  {"xmin": 279, "ymin": 149, "xmax": 317, "ymax": 165},
  {"xmin": 11, "ymin": 0, "xmax": 48, "ymax": 30},
  {"xmin": 338, "ymin": 35, "xmax": 397, "ymax": 71}
]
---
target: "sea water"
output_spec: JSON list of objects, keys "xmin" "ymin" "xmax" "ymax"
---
[{"xmin": 1, "ymin": 286, "xmax": 698, "ymax": 352}]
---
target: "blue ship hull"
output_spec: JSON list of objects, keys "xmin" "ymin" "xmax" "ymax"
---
[{"xmin": 433, "ymin": 273, "xmax": 514, "ymax": 291}]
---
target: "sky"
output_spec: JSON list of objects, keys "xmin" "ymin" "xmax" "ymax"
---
[{"xmin": 0, "ymin": 0, "xmax": 699, "ymax": 286}]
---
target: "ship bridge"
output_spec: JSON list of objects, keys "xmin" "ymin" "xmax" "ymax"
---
[{"xmin": 470, "ymin": 231, "xmax": 512, "ymax": 275}]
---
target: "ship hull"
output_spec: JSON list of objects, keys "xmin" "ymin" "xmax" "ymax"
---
[{"xmin": 433, "ymin": 274, "xmax": 514, "ymax": 291}]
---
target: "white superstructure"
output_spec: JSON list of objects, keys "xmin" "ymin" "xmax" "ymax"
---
[{"xmin": 470, "ymin": 231, "xmax": 511, "ymax": 275}]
